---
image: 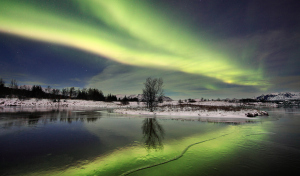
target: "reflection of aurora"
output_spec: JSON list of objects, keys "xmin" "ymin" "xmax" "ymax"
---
[
  {"xmin": 142, "ymin": 118, "xmax": 165, "ymax": 150},
  {"xmin": 23, "ymin": 124, "xmax": 271, "ymax": 176}
]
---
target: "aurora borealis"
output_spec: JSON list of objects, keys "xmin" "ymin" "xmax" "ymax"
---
[{"xmin": 0, "ymin": 0, "xmax": 299, "ymax": 99}]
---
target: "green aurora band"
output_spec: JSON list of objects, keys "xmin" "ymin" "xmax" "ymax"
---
[
  {"xmin": 0, "ymin": 0, "xmax": 267, "ymax": 88},
  {"xmin": 21, "ymin": 123, "xmax": 268, "ymax": 176}
]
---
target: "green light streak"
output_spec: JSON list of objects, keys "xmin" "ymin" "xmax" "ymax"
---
[
  {"xmin": 0, "ymin": 0, "xmax": 267, "ymax": 88},
  {"xmin": 22, "ymin": 124, "xmax": 268, "ymax": 176}
]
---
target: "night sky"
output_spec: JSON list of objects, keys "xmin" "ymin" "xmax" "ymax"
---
[{"xmin": 0, "ymin": 0, "xmax": 299, "ymax": 99}]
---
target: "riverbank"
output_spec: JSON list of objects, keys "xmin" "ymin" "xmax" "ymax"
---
[
  {"xmin": 114, "ymin": 104, "xmax": 269, "ymax": 119},
  {"xmin": 0, "ymin": 98, "xmax": 123, "ymax": 108},
  {"xmin": 0, "ymin": 98, "xmax": 271, "ymax": 118}
]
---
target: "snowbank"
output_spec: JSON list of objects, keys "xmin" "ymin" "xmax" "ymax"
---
[
  {"xmin": 114, "ymin": 105, "xmax": 266, "ymax": 119},
  {"xmin": 114, "ymin": 109, "xmax": 258, "ymax": 118},
  {"xmin": 159, "ymin": 100, "xmax": 277, "ymax": 107},
  {"xmin": 0, "ymin": 98, "xmax": 136, "ymax": 108},
  {"xmin": 0, "ymin": 99, "xmax": 271, "ymax": 119}
]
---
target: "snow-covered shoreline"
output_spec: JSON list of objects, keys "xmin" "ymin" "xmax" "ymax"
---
[
  {"xmin": 0, "ymin": 98, "xmax": 124, "ymax": 108},
  {"xmin": 0, "ymin": 98, "xmax": 277, "ymax": 107},
  {"xmin": 113, "ymin": 101, "xmax": 271, "ymax": 119},
  {"xmin": 114, "ymin": 107, "xmax": 264, "ymax": 119},
  {"xmin": 0, "ymin": 98, "xmax": 271, "ymax": 119}
]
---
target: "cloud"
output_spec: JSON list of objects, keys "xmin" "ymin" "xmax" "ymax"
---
[
  {"xmin": 1, "ymin": 0, "xmax": 299, "ymax": 98},
  {"xmin": 20, "ymin": 81, "xmax": 49, "ymax": 86},
  {"xmin": 87, "ymin": 63, "xmax": 261, "ymax": 99},
  {"xmin": 69, "ymin": 78, "xmax": 82, "ymax": 82},
  {"xmin": 214, "ymin": 30, "xmax": 300, "ymax": 89},
  {"xmin": 269, "ymin": 76, "xmax": 300, "ymax": 92},
  {"xmin": 0, "ymin": 71, "xmax": 48, "ymax": 87},
  {"xmin": 0, "ymin": 0, "xmax": 265, "ymax": 88}
]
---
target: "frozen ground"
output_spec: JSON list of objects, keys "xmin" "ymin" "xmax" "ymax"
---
[
  {"xmin": 0, "ymin": 98, "xmax": 272, "ymax": 118},
  {"xmin": 114, "ymin": 106, "xmax": 263, "ymax": 119},
  {"xmin": 114, "ymin": 101, "xmax": 272, "ymax": 119},
  {"xmin": 0, "ymin": 98, "xmax": 126, "ymax": 108}
]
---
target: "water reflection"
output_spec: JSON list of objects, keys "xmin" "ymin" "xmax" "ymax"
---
[
  {"xmin": 0, "ymin": 107, "xmax": 103, "ymax": 129},
  {"xmin": 27, "ymin": 114, "xmax": 41, "ymax": 126},
  {"xmin": 86, "ymin": 117, "xmax": 98, "ymax": 122},
  {"xmin": 142, "ymin": 118, "xmax": 165, "ymax": 150}
]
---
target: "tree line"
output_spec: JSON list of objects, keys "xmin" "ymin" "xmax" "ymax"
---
[
  {"xmin": 0, "ymin": 78, "xmax": 120, "ymax": 102},
  {"xmin": 1, "ymin": 77, "xmax": 166, "ymax": 112}
]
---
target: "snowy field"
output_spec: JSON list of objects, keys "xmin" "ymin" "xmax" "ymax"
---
[
  {"xmin": 0, "ymin": 98, "xmax": 125, "ymax": 108},
  {"xmin": 114, "ymin": 105, "xmax": 266, "ymax": 119},
  {"xmin": 115, "ymin": 101, "xmax": 272, "ymax": 119},
  {"xmin": 0, "ymin": 98, "xmax": 273, "ymax": 118}
]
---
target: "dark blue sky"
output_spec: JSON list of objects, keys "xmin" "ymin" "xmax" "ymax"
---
[{"xmin": 0, "ymin": 0, "xmax": 299, "ymax": 99}]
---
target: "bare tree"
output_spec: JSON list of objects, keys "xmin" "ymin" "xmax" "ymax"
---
[
  {"xmin": 0, "ymin": 78, "xmax": 5, "ymax": 88},
  {"xmin": 9, "ymin": 79, "xmax": 18, "ymax": 89},
  {"xmin": 46, "ymin": 86, "xmax": 51, "ymax": 93},
  {"xmin": 142, "ymin": 77, "xmax": 164, "ymax": 112},
  {"xmin": 45, "ymin": 86, "xmax": 51, "ymax": 99},
  {"xmin": 9, "ymin": 79, "xmax": 18, "ymax": 98},
  {"xmin": 62, "ymin": 88, "xmax": 68, "ymax": 98},
  {"xmin": 69, "ymin": 87, "xmax": 75, "ymax": 98},
  {"xmin": 52, "ymin": 89, "xmax": 60, "ymax": 99}
]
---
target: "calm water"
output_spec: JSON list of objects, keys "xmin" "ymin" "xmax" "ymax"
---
[{"xmin": 0, "ymin": 107, "xmax": 299, "ymax": 176}]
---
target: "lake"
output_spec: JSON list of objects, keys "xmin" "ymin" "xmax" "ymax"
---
[{"xmin": 0, "ymin": 107, "xmax": 299, "ymax": 176}]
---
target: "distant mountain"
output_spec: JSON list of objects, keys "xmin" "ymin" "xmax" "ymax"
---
[
  {"xmin": 116, "ymin": 94, "xmax": 173, "ymax": 101},
  {"xmin": 256, "ymin": 92, "xmax": 300, "ymax": 101}
]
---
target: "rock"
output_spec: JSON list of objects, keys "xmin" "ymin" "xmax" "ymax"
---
[
  {"xmin": 245, "ymin": 112, "xmax": 258, "ymax": 117},
  {"xmin": 260, "ymin": 111, "xmax": 269, "ymax": 116},
  {"xmin": 246, "ymin": 111, "xmax": 269, "ymax": 117}
]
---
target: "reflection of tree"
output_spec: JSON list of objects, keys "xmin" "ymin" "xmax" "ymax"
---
[
  {"xmin": 142, "ymin": 118, "xmax": 165, "ymax": 150},
  {"xmin": 50, "ymin": 118, "xmax": 57, "ymax": 122},
  {"xmin": 28, "ymin": 119, "xmax": 39, "ymax": 125},
  {"xmin": 2, "ymin": 122, "xmax": 14, "ymax": 129},
  {"xmin": 27, "ymin": 114, "xmax": 41, "ymax": 126},
  {"xmin": 86, "ymin": 117, "xmax": 98, "ymax": 123}
]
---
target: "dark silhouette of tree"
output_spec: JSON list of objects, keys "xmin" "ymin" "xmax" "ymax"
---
[
  {"xmin": 9, "ymin": 79, "xmax": 18, "ymax": 89},
  {"xmin": 142, "ymin": 118, "xmax": 165, "ymax": 150},
  {"xmin": 9, "ymin": 79, "xmax": 18, "ymax": 98},
  {"xmin": 86, "ymin": 117, "xmax": 98, "ymax": 123},
  {"xmin": 46, "ymin": 86, "xmax": 51, "ymax": 94},
  {"xmin": 188, "ymin": 98, "xmax": 196, "ymax": 103},
  {"xmin": 0, "ymin": 78, "xmax": 112, "ymax": 101},
  {"xmin": 31, "ymin": 85, "xmax": 44, "ymax": 99},
  {"xmin": 76, "ymin": 88, "xmax": 107, "ymax": 101},
  {"xmin": 87, "ymin": 88, "xmax": 105, "ymax": 101},
  {"xmin": 62, "ymin": 88, "xmax": 68, "ymax": 98},
  {"xmin": 106, "ymin": 94, "xmax": 117, "ymax": 102},
  {"xmin": 77, "ymin": 88, "xmax": 87, "ymax": 100},
  {"xmin": 0, "ymin": 78, "xmax": 4, "ymax": 88},
  {"xmin": 65, "ymin": 88, "xmax": 70, "ymax": 98},
  {"xmin": 121, "ymin": 96, "xmax": 129, "ymax": 105},
  {"xmin": 69, "ymin": 87, "xmax": 75, "ymax": 98},
  {"xmin": 52, "ymin": 89, "xmax": 60, "ymax": 99},
  {"xmin": 142, "ymin": 77, "xmax": 164, "ymax": 112},
  {"xmin": 127, "ymin": 97, "xmax": 139, "ymax": 102},
  {"xmin": 18, "ymin": 85, "xmax": 30, "ymax": 100},
  {"xmin": 45, "ymin": 86, "xmax": 51, "ymax": 99},
  {"xmin": 0, "ymin": 78, "xmax": 5, "ymax": 97}
]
